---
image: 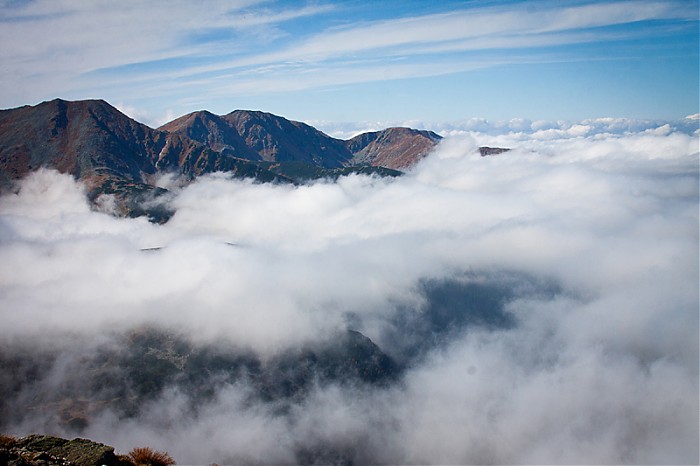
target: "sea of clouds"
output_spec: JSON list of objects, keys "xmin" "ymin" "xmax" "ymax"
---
[
  {"xmin": 0, "ymin": 125, "xmax": 697, "ymax": 464},
  {"xmin": 312, "ymin": 114, "xmax": 700, "ymax": 141}
]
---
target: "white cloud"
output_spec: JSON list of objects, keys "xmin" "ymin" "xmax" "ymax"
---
[
  {"xmin": 312, "ymin": 116, "xmax": 699, "ymax": 140},
  {"xmin": 0, "ymin": 128, "xmax": 697, "ymax": 463}
]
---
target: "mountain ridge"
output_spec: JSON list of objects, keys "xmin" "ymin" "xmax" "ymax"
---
[
  {"xmin": 160, "ymin": 108, "xmax": 355, "ymax": 168},
  {"xmin": 0, "ymin": 98, "xmax": 505, "ymax": 221},
  {"xmin": 0, "ymin": 98, "xmax": 442, "ymax": 182}
]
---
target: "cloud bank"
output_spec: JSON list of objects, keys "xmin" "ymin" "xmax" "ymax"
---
[
  {"xmin": 313, "ymin": 115, "xmax": 700, "ymax": 140},
  {"xmin": 0, "ymin": 128, "xmax": 697, "ymax": 464}
]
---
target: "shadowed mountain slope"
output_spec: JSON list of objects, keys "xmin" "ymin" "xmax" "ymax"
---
[
  {"xmin": 225, "ymin": 110, "xmax": 354, "ymax": 168},
  {"xmin": 161, "ymin": 109, "xmax": 354, "ymax": 168},
  {"xmin": 0, "ymin": 99, "xmax": 165, "ymax": 189},
  {"xmin": 157, "ymin": 110, "xmax": 259, "ymax": 160}
]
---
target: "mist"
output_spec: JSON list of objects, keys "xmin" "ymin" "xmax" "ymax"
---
[{"xmin": 0, "ymin": 127, "xmax": 697, "ymax": 464}]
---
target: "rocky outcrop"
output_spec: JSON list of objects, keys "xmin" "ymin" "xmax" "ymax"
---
[
  {"xmin": 479, "ymin": 146, "xmax": 510, "ymax": 157},
  {"xmin": 0, "ymin": 434, "xmax": 124, "ymax": 466}
]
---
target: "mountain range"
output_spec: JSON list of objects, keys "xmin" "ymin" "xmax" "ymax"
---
[
  {"xmin": 0, "ymin": 99, "xmax": 446, "ymax": 218},
  {"xmin": 0, "ymin": 98, "xmax": 507, "ymax": 220}
]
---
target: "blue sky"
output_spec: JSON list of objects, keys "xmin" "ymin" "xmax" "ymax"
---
[{"xmin": 0, "ymin": 0, "xmax": 697, "ymax": 127}]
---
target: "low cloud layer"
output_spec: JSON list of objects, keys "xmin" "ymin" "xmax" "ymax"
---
[
  {"xmin": 314, "ymin": 115, "xmax": 700, "ymax": 140},
  {"xmin": 0, "ymin": 128, "xmax": 697, "ymax": 464}
]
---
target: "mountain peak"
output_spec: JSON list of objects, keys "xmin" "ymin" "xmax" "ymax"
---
[
  {"xmin": 39, "ymin": 97, "xmax": 118, "ymax": 114},
  {"xmin": 220, "ymin": 109, "xmax": 351, "ymax": 167},
  {"xmin": 227, "ymin": 108, "xmax": 273, "ymax": 118},
  {"xmin": 0, "ymin": 97, "xmax": 162, "ymax": 189},
  {"xmin": 157, "ymin": 109, "xmax": 222, "ymax": 133},
  {"xmin": 347, "ymin": 127, "xmax": 443, "ymax": 169},
  {"xmin": 158, "ymin": 110, "xmax": 256, "ymax": 158}
]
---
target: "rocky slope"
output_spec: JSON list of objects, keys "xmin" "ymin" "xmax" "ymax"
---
[
  {"xmin": 0, "ymin": 99, "xmax": 164, "ymax": 189},
  {"xmin": 0, "ymin": 434, "xmax": 125, "ymax": 466},
  {"xmin": 0, "ymin": 325, "xmax": 400, "ymax": 465},
  {"xmin": 157, "ymin": 110, "xmax": 257, "ymax": 159},
  {"xmin": 223, "ymin": 110, "xmax": 352, "ymax": 167},
  {"xmin": 347, "ymin": 127, "xmax": 442, "ymax": 169},
  {"xmin": 0, "ymin": 434, "xmax": 177, "ymax": 466}
]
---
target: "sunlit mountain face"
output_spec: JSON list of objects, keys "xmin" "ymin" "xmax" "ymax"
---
[{"xmin": 0, "ymin": 102, "xmax": 697, "ymax": 464}]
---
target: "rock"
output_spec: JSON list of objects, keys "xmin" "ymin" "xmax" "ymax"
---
[
  {"xmin": 53, "ymin": 438, "xmax": 116, "ymax": 466},
  {"xmin": 7, "ymin": 434, "xmax": 121, "ymax": 466},
  {"xmin": 478, "ymin": 146, "xmax": 510, "ymax": 156}
]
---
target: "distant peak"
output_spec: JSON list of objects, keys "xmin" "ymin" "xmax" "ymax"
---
[
  {"xmin": 41, "ymin": 97, "xmax": 110, "ymax": 108},
  {"xmin": 174, "ymin": 109, "xmax": 219, "ymax": 120},
  {"xmin": 190, "ymin": 109, "xmax": 218, "ymax": 117},
  {"xmin": 226, "ymin": 109, "xmax": 287, "ymax": 123},
  {"xmin": 228, "ymin": 109, "xmax": 269, "ymax": 116},
  {"xmin": 368, "ymin": 127, "xmax": 442, "ymax": 142},
  {"xmin": 158, "ymin": 109, "xmax": 223, "ymax": 131}
]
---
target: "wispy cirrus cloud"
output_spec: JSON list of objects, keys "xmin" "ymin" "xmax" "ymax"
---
[
  {"xmin": 0, "ymin": 0, "xmax": 333, "ymax": 107},
  {"xmin": 0, "ymin": 0, "xmax": 696, "ymax": 122},
  {"xmin": 245, "ymin": 1, "xmax": 691, "ymax": 61},
  {"xmin": 142, "ymin": 1, "xmax": 696, "ymax": 85}
]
